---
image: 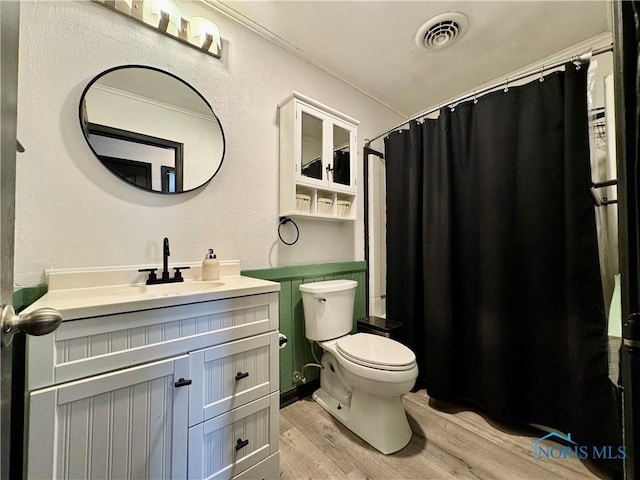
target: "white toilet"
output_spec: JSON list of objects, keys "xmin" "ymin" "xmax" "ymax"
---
[{"xmin": 299, "ymin": 279, "xmax": 418, "ymax": 454}]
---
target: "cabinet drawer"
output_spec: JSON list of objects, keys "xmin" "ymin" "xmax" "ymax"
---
[
  {"xmin": 189, "ymin": 332, "xmax": 279, "ymax": 426},
  {"xmin": 231, "ymin": 452, "xmax": 279, "ymax": 480},
  {"xmin": 188, "ymin": 392, "xmax": 279, "ymax": 480},
  {"xmin": 28, "ymin": 292, "xmax": 279, "ymax": 390}
]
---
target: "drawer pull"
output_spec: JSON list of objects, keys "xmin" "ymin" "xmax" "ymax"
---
[
  {"xmin": 235, "ymin": 438, "xmax": 249, "ymax": 451},
  {"xmin": 235, "ymin": 371, "xmax": 249, "ymax": 381},
  {"xmin": 174, "ymin": 377, "xmax": 192, "ymax": 388}
]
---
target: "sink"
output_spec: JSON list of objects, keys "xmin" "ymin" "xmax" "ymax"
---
[{"xmin": 110, "ymin": 281, "xmax": 226, "ymax": 298}]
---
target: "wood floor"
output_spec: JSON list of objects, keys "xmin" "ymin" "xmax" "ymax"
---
[{"xmin": 279, "ymin": 389, "xmax": 612, "ymax": 480}]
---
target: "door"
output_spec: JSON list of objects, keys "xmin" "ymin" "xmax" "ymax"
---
[
  {"xmin": 296, "ymin": 102, "xmax": 357, "ymax": 193},
  {"xmin": 613, "ymin": 1, "xmax": 640, "ymax": 478},
  {"xmin": 297, "ymin": 104, "xmax": 328, "ymax": 188},
  {"xmin": 0, "ymin": 3, "xmax": 22, "ymax": 479},
  {"xmin": 1, "ymin": 4, "xmax": 62, "ymax": 479},
  {"xmin": 328, "ymin": 118, "xmax": 356, "ymax": 192},
  {"xmin": 27, "ymin": 355, "xmax": 189, "ymax": 479}
]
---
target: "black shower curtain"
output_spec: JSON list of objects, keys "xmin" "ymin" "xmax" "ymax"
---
[{"xmin": 385, "ymin": 65, "xmax": 621, "ymax": 470}]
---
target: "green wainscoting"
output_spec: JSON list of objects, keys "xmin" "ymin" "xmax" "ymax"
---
[
  {"xmin": 242, "ymin": 261, "xmax": 366, "ymax": 397},
  {"xmin": 13, "ymin": 285, "xmax": 47, "ymax": 312}
]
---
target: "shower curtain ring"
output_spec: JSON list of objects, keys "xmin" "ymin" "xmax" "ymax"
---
[
  {"xmin": 503, "ymin": 77, "xmax": 509, "ymax": 92},
  {"xmin": 473, "ymin": 91, "xmax": 478, "ymax": 104},
  {"xmin": 573, "ymin": 55, "xmax": 581, "ymax": 70},
  {"xmin": 449, "ymin": 99, "xmax": 455, "ymax": 112},
  {"xmin": 539, "ymin": 66, "xmax": 545, "ymax": 82}
]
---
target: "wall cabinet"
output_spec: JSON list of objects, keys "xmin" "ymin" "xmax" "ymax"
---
[
  {"xmin": 279, "ymin": 91, "xmax": 359, "ymax": 220},
  {"xmin": 26, "ymin": 290, "xmax": 280, "ymax": 480}
]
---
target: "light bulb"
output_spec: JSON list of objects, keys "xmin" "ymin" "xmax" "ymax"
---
[
  {"xmin": 143, "ymin": 0, "xmax": 181, "ymax": 36},
  {"xmin": 189, "ymin": 17, "xmax": 221, "ymax": 55}
]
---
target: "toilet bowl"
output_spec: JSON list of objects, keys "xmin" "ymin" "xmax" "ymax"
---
[{"xmin": 300, "ymin": 280, "xmax": 418, "ymax": 454}]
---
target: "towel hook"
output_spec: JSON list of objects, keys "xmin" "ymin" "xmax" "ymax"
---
[{"xmin": 278, "ymin": 217, "xmax": 300, "ymax": 246}]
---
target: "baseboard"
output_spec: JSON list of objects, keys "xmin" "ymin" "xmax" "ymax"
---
[{"xmin": 280, "ymin": 379, "xmax": 320, "ymax": 408}]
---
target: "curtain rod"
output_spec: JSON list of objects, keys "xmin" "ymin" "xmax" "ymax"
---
[{"xmin": 364, "ymin": 43, "xmax": 614, "ymax": 146}]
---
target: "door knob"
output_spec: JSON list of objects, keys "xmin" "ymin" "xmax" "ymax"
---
[{"xmin": 1, "ymin": 304, "xmax": 62, "ymax": 347}]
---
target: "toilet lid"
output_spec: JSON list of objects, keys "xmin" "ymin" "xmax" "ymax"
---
[{"xmin": 336, "ymin": 333, "xmax": 416, "ymax": 370}]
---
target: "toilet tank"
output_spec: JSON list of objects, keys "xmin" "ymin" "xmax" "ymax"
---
[{"xmin": 299, "ymin": 280, "xmax": 357, "ymax": 341}]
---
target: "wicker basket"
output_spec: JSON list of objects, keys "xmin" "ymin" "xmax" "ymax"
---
[
  {"xmin": 296, "ymin": 193, "xmax": 311, "ymax": 213},
  {"xmin": 337, "ymin": 200, "xmax": 352, "ymax": 216},
  {"xmin": 317, "ymin": 197, "xmax": 334, "ymax": 215}
]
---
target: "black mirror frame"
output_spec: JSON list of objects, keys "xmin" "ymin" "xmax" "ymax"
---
[{"xmin": 79, "ymin": 64, "xmax": 226, "ymax": 194}]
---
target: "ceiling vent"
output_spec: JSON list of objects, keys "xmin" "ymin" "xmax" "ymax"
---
[{"xmin": 415, "ymin": 12, "xmax": 468, "ymax": 51}]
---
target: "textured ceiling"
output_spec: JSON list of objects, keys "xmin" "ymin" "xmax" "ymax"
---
[{"xmin": 217, "ymin": 1, "xmax": 611, "ymax": 117}]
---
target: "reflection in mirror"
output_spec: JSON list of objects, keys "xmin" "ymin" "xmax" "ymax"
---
[
  {"xmin": 333, "ymin": 124, "xmax": 351, "ymax": 186},
  {"xmin": 79, "ymin": 65, "xmax": 225, "ymax": 194},
  {"xmin": 301, "ymin": 111, "xmax": 323, "ymax": 180}
]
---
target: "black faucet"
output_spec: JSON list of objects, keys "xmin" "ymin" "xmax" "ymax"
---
[
  {"xmin": 162, "ymin": 237, "xmax": 170, "ymax": 280},
  {"xmin": 138, "ymin": 237, "xmax": 190, "ymax": 285}
]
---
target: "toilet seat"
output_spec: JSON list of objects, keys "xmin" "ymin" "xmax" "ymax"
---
[{"xmin": 336, "ymin": 333, "xmax": 415, "ymax": 371}]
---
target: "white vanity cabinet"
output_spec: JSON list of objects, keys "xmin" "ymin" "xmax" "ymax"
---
[
  {"xmin": 24, "ymin": 273, "xmax": 281, "ymax": 480},
  {"xmin": 279, "ymin": 91, "xmax": 359, "ymax": 220}
]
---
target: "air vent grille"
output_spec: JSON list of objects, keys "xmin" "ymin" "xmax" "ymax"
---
[
  {"xmin": 415, "ymin": 12, "xmax": 468, "ymax": 51},
  {"xmin": 423, "ymin": 21, "xmax": 461, "ymax": 49}
]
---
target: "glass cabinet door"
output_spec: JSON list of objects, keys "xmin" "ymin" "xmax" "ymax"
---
[
  {"xmin": 300, "ymin": 111, "xmax": 324, "ymax": 182},
  {"xmin": 295, "ymin": 101, "xmax": 356, "ymax": 194},
  {"xmin": 332, "ymin": 123, "xmax": 352, "ymax": 187}
]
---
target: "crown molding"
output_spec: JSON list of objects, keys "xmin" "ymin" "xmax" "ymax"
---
[{"xmin": 198, "ymin": 0, "xmax": 407, "ymax": 118}]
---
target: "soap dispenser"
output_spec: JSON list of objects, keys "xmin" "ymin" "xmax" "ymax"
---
[{"xmin": 202, "ymin": 249, "xmax": 220, "ymax": 281}]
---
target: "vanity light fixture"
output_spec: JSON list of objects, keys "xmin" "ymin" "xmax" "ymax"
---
[
  {"xmin": 189, "ymin": 16, "xmax": 221, "ymax": 56},
  {"xmin": 91, "ymin": 0, "xmax": 222, "ymax": 59},
  {"xmin": 157, "ymin": 11, "xmax": 170, "ymax": 32},
  {"xmin": 111, "ymin": 0, "xmax": 133, "ymax": 15},
  {"xmin": 144, "ymin": 0, "xmax": 181, "ymax": 35}
]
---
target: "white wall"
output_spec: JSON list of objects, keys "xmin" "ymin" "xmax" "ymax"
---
[{"xmin": 14, "ymin": 1, "xmax": 403, "ymax": 287}]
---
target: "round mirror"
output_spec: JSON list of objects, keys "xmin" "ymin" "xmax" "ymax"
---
[{"xmin": 79, "ymin": 65, "xmax": 225, "ymax": 194}]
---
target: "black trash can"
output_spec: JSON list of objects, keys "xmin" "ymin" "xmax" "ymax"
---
[{"xmin": 356, "ymin": 316, "xmax": 403, "ymax": 340}]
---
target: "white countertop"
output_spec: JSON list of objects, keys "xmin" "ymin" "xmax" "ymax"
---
[{"xmin": 22, "ymin": 262, "xmax": 280, "ymax": 321}]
